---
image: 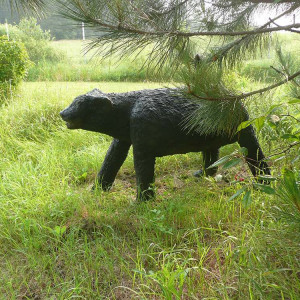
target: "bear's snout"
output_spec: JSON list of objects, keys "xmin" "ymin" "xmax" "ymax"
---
[
  {"xmin": 59, "ymin": 109, "xmax": 69, "ymax": 121},
  {"xmin": 60, "ymin": 108, "xmax": 82, "ymax": 129}
]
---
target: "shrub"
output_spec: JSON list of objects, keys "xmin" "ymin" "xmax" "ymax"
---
[
  {"xmin": 0, "ymin": 18, "xmax": 64, "ymax": 64},
  {"xmin": 0, "ymin": 36, "xmax": 30, "ymax": 98},
  {"xmin": 0, "ymin": 23, "xmax": 21, "ymax": 40},
  {"xmin": 17, "ymin": 18, "xmax": 63, "ymax": 63}
]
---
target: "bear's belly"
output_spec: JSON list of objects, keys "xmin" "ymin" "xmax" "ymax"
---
[{"xmin": 134, "ymin": 133, "xmax": 232, "ymax": 157}]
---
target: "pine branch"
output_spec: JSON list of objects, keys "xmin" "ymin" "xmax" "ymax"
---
[
  {"xmin": 188, "ymin": 70, "xmax": 300, "ymax": 101},
  {"xmin": 211, "ymin": 6, "xmax": 298, "ymax": 65},
  {"xmin": 270, "ymin": 65, "xmax": 286, "ymax": 77},
  {"xmin": 3, "ymin": 0, "xmax": 46, "ymax": 13},
  {"xmin": 59, "ymin": 0, "xmax": 300, "ymax": 73},
  {"xmin": 58, "ymin": 1, "xmax": 300, "ymax": 37},
  {"xmin": 183, "ymin": 22, "xmax": 300, "ymax": 37},
  {"xmin": 275, "ymin": 46, "xmax": 300, "ymax": 88},
  {"xmin": 249, "ymin": 0, "xmax": 298, "ymax": 3},
  {"xmin": 269, "ymin": 18, "xmax": 300, "ymax": 34},
  {"xmin": 149, "ymin": 0, "xmax": 189, "ymax": 17},
  {"xmin": 65, "ymin": 16, "xmax": 300, "ymax": 37}
]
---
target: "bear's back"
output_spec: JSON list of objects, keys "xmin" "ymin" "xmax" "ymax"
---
[{"xmin": 130, "ymin": 88, "xmax": 197, "ymax": 121}]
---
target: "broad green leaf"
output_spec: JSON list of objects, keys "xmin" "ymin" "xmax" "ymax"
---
[
  {"xmin": 222, "ymin": 158, "xmax": 243, "ymax": 170},
  {"xmin": 282, "ymin": 169, "xmax": 298, "ymax": 189},
  {"xmin": 253, "ymin": 183, "xmax": 276, "ymax": 194},
  {"xmin": 237, "ymin": 116, "xmax": 266, "ymax": 133},
  {"xmin": 291, "ymin": 126, "xmax": 300, "ymax": 135},
  {"xmin": 242, "ymin": 190, "xmax": 252, "ymax": 208},
  {"xmin": 267, "ymin": 119, "xmax": 277, "ymax": 129},
  {"xmin": 288, "ymin": 99, "xmax": 300, "ymax": 104},
  {"xmin": 228, "ymin": 186, "xmax": 246, "ymax": 201},
  {"xmin": 239, "ymin": 147, "xmax": 248, "ymax": 156},
  {"xmin": 253, "ymin": 116, "xmax": 266, "ymax": 132},
  {"xmin": 237, "ymin": 120, "xmax": 253, "ymax": 132},
  {"xmin": 281, "ymin": 134, "xmax": 299, "ymax": 141},
  {"xmin": 257, "ymin": 175, "xmax": 277, "ymax": 182},
  {"xmin": 207, "ymin": 155, "xmax": 231, "ymax": 169}
]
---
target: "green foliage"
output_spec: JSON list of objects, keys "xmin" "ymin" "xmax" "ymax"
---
[
  {"xmin": 17, "ymin": 18, "xmax": 64, "ymax": 63},
  {"xmin": 212, "ymin": 96, "xmax": 299, "ymax": 213},
  {"xmin": 0, "ymin": 36, "xmax": 30, "ymax": 98},
  {"xmin": 58, "ymin": 0, "xmax": 265, "ymax": 69},
  {"xmin": 239, "ymin": 59, "xmax": 281, "ymax": 83},
  {"xmin": 24, "ymin": 40, "xmax": 170, "ymax": 82},
  {"xmin": 135, "ymin": 264, "xmax": 192, "ymax": 299},
  {"xmin": 184, "ymin": 98, "xmax": 246, "ymax": 137},
  {"xmin": 0, "ymin": 81, "xmax": 299, "ymax": 299},
  {"xmin": 277, "ymin": 169, "xmax": 300, "ymax": 226},
  {"xmin": 0, "ymin": 18, "xmax": 64, "ymax": 64},
  {"xmin": 0, "ymin": 35, "xmax": 297, "ymax": 85},
  {"xmin": 26, "ymin": 59, "xmax": 155, "ymax": 82},
  {"xmin": 179, "ymin": 61, "xmax": 250, "ymax": 136},
  {"xmin": 0, "ymin": 1, "xmax": 89, "ymax": 40},
  {"xmin": 0, "ymin": 22, "xmax": 20, "ymax": 39},
  {"xmin": 226, "ymin": 46, "xmax": 300, "ymax": 213}
]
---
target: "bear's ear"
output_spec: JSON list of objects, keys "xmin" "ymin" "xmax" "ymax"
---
[
  {"xmin": 87, "ymin": 88, "xmax": 103, "ymax": 96},
  {"xmin": 96, "ymin": 95, "xmax": 113, "ymax": 108},
  {"xmin": 86, "ymin": 89, "xmax": 112, "ymax": 108}
]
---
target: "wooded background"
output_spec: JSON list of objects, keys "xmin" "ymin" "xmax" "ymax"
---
[{"xmin": 0, "ymin": 2, "xmax": 85, "ymax": 39}]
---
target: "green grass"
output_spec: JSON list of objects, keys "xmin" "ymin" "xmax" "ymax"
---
[
  {"xmin": 27, "ymin": 40, "xmax": 158, "ymax": 82},
  {"xmin": 0, "ymin": 81, "xmax": 299, "ymax": 299},
  {"xmin": 26, "ymin": 34, "xmax": 300, "ymax": 83}
]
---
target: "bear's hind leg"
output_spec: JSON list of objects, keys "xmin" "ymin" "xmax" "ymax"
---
[
  {"xmin": 238, "ymin": 125, "xmax": 270, "ymax": 178},
  {"xmin": 203, "ymin": 148, "xmax": 220, "ymax": 176},
  {"xmin": 96, "ymin": 139, "xmax": 131, "ymax": 191},
  {"xmin": 133, "ymin": 149, "xmax": 156, "ymax": 201}
]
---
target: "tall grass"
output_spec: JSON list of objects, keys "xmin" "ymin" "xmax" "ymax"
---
[
  {"xmin": 0, "ymin": 82, "xmax": 299, "ymax": 299},
  {"xmin": 26, "ymin": 40, "xmax": 165, "ymax": 82},
  {"xmin": 25, "ymin": 33, "xmax": 300, "ymax": 83},
  {"xmin": 27, "ymin": 60, "xmax": 152, "ymax": 82}
]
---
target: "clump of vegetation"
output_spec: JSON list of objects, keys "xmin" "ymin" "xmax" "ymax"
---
[
  {"xmin": 0, "ymin": 17, "xmax": 64, "ymax": 63},
  {"xmin": 0, "ymin": 36, "xmax": 30, "ymax": 99},
  {"xmin": 17, "ymin": 17, "xmax": 64, "ymax": 63}
]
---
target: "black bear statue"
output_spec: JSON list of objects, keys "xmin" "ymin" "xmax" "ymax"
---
[{"xmin": 60, "ymin": 88, "xmax": 270, "ymax": 200}]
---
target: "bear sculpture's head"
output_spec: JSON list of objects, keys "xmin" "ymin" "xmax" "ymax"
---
[{"xmin": 60, "ymin": 89, "xmax": 113, "ymax": 131}]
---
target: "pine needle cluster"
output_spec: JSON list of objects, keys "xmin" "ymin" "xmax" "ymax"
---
[{"xmin": 2, "ymin": 0, "xmax": 45, "ymax": 14}]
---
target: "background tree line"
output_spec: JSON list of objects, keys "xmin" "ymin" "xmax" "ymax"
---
[{"xmin": 0, "ymin": 1, "xmax": 87, "ymax": 39}]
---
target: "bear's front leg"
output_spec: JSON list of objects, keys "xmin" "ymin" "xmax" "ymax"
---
[
  {"xmin": 133, "ymin": 148, "xmax": 156, "ymax": 201},
  {"xmin": 96, "ymin": 139, "xmax": 131, "ymax": 191},
  {"xmin": 238, "ymin": 125, "xmax": 270, "ymax": 178}
]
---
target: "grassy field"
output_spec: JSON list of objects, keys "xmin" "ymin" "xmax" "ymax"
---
[
  {"xmin": 27, "ymin": 40, "xmax": 155, "ymax": 82},
  {"xmin": 26, "ymin": 34, "xmax": 300, "ymax": 83},
  {"xmin": 0, "ymin": 81, "xmax": 299, "ymax": 299}
]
